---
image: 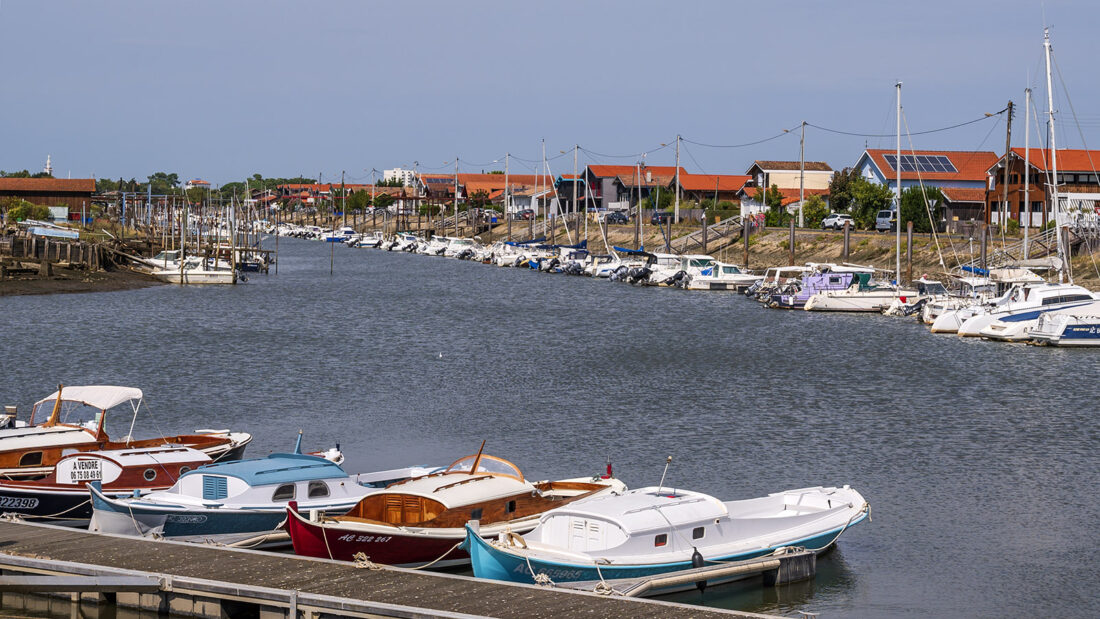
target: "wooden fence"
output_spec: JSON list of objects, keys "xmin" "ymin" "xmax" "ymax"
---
[{"xmin": 0, "ymin": 235, "xmax": 102, "ymax": 270}]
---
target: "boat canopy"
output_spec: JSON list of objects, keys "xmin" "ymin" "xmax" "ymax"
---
[
  {"xmin": 34, "ymin": 386, "xmax": 143, "ymax": 411},
  {"xmin": 504, "ymin": 237, "xmax": 547, "ymax": 247},
  {"xmin": 542, "ymin": 487, "xmax": 727, "ymax": 535},
  {"xmin": 444, "ymin": 453, "xmax": 523, "ymax": 482},
  {"xmin": 612, "ymin": 246, "xmax": 650, "ymax": 256}
]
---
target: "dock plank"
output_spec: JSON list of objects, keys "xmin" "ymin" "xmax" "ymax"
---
[{"xmin": 0, "ymin": 521, "xmax": 778, "ymax": 619}]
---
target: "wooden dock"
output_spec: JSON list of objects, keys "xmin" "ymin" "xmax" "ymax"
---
[{"xmin": 0, "ymin": 520, "xmax": 783, "ymax": 619}]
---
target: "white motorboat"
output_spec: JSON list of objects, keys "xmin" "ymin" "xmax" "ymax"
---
[
  {"xmin": 353, "ymin": 231, "xmax": 383, "ymax": 248},
  {"xmin": 977, "ymin": 287, "xmax": 1100, "ymax": 341},
  {"xmin": 1029, "ymin": 302, "xmax": 1100, "ymax": 346},
  {"xmin": 444, "ymin": 237, "xmax": 479, "ymax": 258},
  {"xmin": 804, "ymin": 277, "xmax": 916, "ymax": 312},
  {"xmin": 464, "ymin": 484, "xmax": 868, "ymax": 595},
  {"xmin": 150, "ymin": 257, "xmax": 236, "ymax": 285},
  {"xmin": 686, "ymin": 261, "xmax": 762, "ymax": 291},
  {"xmin": 954, "ymin": 282, "xmax": 1095, "ymax": 337}
]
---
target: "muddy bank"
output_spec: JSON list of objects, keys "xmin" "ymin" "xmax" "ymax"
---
[{"xmin": 0, "ymin": 265, "xmax": 162, "ymax": 297}]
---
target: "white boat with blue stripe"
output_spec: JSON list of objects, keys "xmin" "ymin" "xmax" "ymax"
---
[
  {"xmin": 462, "ymin": 484, "xmax": 868, "ymax": 595},
  {"xmin": 89, "ymin": 437, "xmax": 435, "ymax": 545}
]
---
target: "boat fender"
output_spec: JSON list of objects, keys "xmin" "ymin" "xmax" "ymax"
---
[{"xmin": 691, "ymin": 547, "xmax": 706, "ymax": 593}]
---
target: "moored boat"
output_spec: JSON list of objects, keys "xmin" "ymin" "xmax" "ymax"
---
[
  {"xmin": 463, "ymin": 484, "xmax": 868, "ymax": 595},
  {"xmin": 285, "ymin": 448, "xmax": 626, "ymax": 567},
  {"xmin": 0, "ymin": 385, "xmax": 251, "ymax": 479}
]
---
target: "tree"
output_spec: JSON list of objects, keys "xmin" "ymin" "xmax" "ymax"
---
[
  {"xmin": 801, "ymin": 194, "xmax": 830, "ymax": 226},
  {"xmin": 185, "ymin": 187, "xmax": 207, "ymax": 205},
  {"xmin": 898, "ymin": 186, "xmax": 944, "ymax": 233},
  {"xmin": 346, "ymin": 189, "xmax": 372, "ymax": 213},
  {"xmin": 641, "ymin": 187, "xmax": 674, "ymax": 211},
  {"xmin": 0, "ymin": 170, "xmax": 31, "ymax": 178},
  {"xmin": 828, "ymin": 167, "xmax": 862, "ymax": 213},
  {"xmin": 375, "ymin": 178, "xmax": 403, "ymax": 187},
  {"xmin": 754, "ymin": 184, "xmax": 788, "ymax": 226},
  {"xmin": 146, "ymin": 172, "xmax": 180, "ymax": 195},
  {"xmin": 373, "ymin": 193, "xmax": 395, "ymax": 210},
  {"xmin": 3, "ymin": 198, "xmax": 50, "ymax": 221},
  {"xmin": 849, "ymin": 177, "xmax": 895, "ymax": 229}
]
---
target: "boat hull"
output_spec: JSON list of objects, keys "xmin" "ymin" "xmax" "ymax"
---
[
  {"xmin": 464, "ymin": 518, "xmax": 864, "ymax": 592},
  {"xmin": 285, "ymin": 507, "xmax": 472, "ymax": 567}
]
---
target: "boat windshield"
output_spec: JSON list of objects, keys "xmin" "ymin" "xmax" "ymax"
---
[
  {"xmin": 720, "ymin": 265, "xmax": 743, "ymax": 275},
  {"xmin": 683, "ymin": 258, "xmax": 715, "ymax": 269},
  {"xmin": 444, "ymin": 454, "xmax": 523, "ymax": 481}
]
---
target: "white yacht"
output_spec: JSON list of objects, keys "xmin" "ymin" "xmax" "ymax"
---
[{"xmin": 954, "ymin": 283, "xmax": 1095, "ymax": 337}]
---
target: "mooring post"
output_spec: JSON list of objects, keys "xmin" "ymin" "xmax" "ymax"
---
[
  {"xmin": 906, "ymin": 220, "xmax": 914, "ymax": 284},
  {"xmin": 743, "ymin": 219, "xmax": 750, "ymax": 268},
  {"xmin": 788, "ymin": 218, "xmax": 795, "ymax": 265},
  {"xmin": 980, "ymin": 223, "xmax": 988, "ymax": 271},
  {"xmin": 701, "ymin": 215, "xmax": 708, "ymax": 253},
  {"xmin": 842, "ymin": 221, "xmax": 851, "ymax": 260}
]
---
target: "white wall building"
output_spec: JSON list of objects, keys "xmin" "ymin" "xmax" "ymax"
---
[{"xmin": 384, "ymin": 167, "xmax": 417, "ymax": 187}]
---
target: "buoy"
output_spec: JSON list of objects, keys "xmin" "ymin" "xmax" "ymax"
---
[{"xmin": 692, "ymin": 547, "xmax": 706, "ymax": 593}]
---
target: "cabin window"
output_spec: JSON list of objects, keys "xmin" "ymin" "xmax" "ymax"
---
[
  {"xmin": 654, "ymin": 534, "xmax": 668, "ymax": 547},
  {"xmin": 693, "ymin": 527, "xmax": 705, "ymax": 540},
  {"xmin": 272, "ymin": 484, "xmax": 296, "ymax": 501},
  {"xmin": 179, "ymin": 466, "xmax": 191, "ymax": 475},
  {"xmin": 18, "ymin": 452, "xmax": 42, "ymax": 468},
  {"xmin": 470, "ymin": 508, "xmax": 483, "ymax": 520},
  {"xmin": 202, "ymin": 476, "xmax": 228, "ymax": 500},
  {"xmin": 307, "ymin": 481, "xmax": 330, "ymax": 499},
  {"xmin": 143, "ymin": 468, "xmax": 157, "ymax": 482},
  {"xmin": 505, "ymin": 500, "xmax": 516, "ymax": 514}
]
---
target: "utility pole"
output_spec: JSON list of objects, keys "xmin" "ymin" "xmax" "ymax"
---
[
  {"xmin": 895, "ymin": 82, "xmax": 902, "ymax": 286},
  {"xmin": 505, "ymin": 153, "xmax": 510, "ymax": 242},
  {"xmin": 1000, "ymin": 100, "xmax": 1014, "ymax": 240},
  {"xmin": 799, "ymin": 121, "xmax": 806, "ymax": 228},
  {"xmin": 673, "ymin": 135, "xmax": 681, "ymax": 224}
]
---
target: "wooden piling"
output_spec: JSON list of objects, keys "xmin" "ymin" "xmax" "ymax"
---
[
  {"xmin": 743, "ymin": 219, "xmax": 750, "ymax": 268},
  {"xmin": 788, "ymin": 218, "xmax": 795, "ymax": 265},
  {"xmin": 842, "ymin": 221, "xmax": 850, "ymax": 260},
  {"xmin": 906, "ymin": 220, "xmax": 913, "ymax": 284},
  {"xmin": 979, "ymin": 223, "xmax": 988, "ymax": 271}
]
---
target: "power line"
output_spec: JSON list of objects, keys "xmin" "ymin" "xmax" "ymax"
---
[
  {"xmin": 807, "ymin": 108, "xmax": 1007, "ymax": 138},
  {"xmin": 682, "ymin": 125, "xmax": 801, "ymax": 148}
]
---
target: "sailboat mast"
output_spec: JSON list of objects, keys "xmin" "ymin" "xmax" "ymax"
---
[
  {"xmin": 1024, "ymin": 88, "xmax": 1031, "ymax": 257},
  {"xmin": 895, "ymin": 81, "xmax": 902, "ymax": 287},
  {"xmin": 1043, "ymin": 28, "xmax": 1067, "ymax": 281}
]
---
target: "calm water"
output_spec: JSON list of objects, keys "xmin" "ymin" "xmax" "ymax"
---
[{"xmin": 2, "ymin": 238, "xmax": 1097, "ymax": 618}]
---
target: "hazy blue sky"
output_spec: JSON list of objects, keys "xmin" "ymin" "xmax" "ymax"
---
[{"xmin": 2, "ymin": 1, "xmax": 1098, "ymax": 185}]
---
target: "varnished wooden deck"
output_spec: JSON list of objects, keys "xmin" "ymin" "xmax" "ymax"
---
[{"xmin": 0, "ymin": 520, "xmax": 780, "ymax": 619}]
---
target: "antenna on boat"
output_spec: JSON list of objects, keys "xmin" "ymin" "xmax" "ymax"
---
[
  {"xmin": 469, "ymin": 439, "xmax": 486, "ymax": 474},
  {"xmin": 293, "ymin": 429, "xmax": 303, "ymax": 455},
  {"xmin": 656, "ymin": 455, "xmax": 672, "ymax": 495}
]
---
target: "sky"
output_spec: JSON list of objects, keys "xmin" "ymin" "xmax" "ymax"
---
[{"xmin": 2, "ymin": 0, "xmax": 1099, "ymax": 185}]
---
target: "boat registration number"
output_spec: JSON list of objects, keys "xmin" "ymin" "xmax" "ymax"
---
[
  {"xmin": 336, "ymin": 534, "xmax": 393, "ymax": 543},
  {"xmin": 0, "ymin": 496, "xmax": 39, "ymax": 510},
  {"xmin": 67, "ymin": 459, "xmax": 102, "ymax": 483}
]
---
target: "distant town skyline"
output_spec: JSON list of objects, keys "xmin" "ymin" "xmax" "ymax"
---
[{"xmin": 2, "ymin": 0, "xmax": 1098, "ymax": 185}]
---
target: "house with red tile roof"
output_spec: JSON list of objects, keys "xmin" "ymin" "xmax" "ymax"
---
[
  {"xmin": 671, "ymin": 173, "xmax": 752, "ymax": 203},
  {"xmin": 986, "ymin": 147, "xmax": 1100, "ymax": 228},
  {"xmin": 584, "ymin": 165, "xmax": 686, "ymax": 211},
  {"xmin": 0, "ymin": 177, "xmax": 95, "ymax": 218}
]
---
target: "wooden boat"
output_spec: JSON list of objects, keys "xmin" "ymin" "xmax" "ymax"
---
[
  {"xmin": 285, "ymin": 447, "xmax": 626, "ymax": 567},
  {"xmin": 0, "ymin": 385, "xmax": 251, "ymax": 479},
  {"xmin": 463, "ymin": 485, "xmax": 868, "ymax": 595},
  {"xmin": 89, "ymin": 437, "xmax": 436, "ymax": 546},
  {"xmin": 0, "ymin": 446, "xmax": 213, "ymax": 525}
]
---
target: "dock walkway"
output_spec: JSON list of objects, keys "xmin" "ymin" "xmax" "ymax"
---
[{"xmin": 0, "ymin": 520, "xmax": 781, "ymax": 619}]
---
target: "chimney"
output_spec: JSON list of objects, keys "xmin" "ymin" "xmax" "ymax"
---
[{"xmin": 646, "ymin": 171, "xmax": 652, "ymax": 183}]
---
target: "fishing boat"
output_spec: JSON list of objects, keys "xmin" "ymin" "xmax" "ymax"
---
[
  {"xmin": 284, "ymin": 448, "xmax": 626, "ymax": 567},
  {"xmin": 0, "ymin": 446, "xmax": 212, "ymax": 525},
  {"xmin": 803, "ymin": 276, "xmax": 916, "ymax": 312},
  {"xmin": 149, "ymin": 256, "xmax": 236, "ymax": 285},
  {"xmin": 463, "ymin": 484, "xmax": 868, "ymax": 595},
  {"xmin": 89, "ymin": 438, "xmax": 435, "ymax": 545},
  {"xmin": 353, "ymin": 231, "xmax": 384, "ymax": 248},
  {"xmin": 0, "ymin": 386, "xmax": 251, "ymax": 479},
  {"xmin": 768, "ymin": 266, "xmax": 871, "ymax": 309}
]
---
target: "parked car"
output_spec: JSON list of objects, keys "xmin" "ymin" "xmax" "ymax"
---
[
  {"xmin": 875, "ymin": 209, "xmax": 897, "ymax": 232},
  {"xmin": 821, "ymin": 213, "xmax": 855, "ymax": 230},
  {"xmin": 650, "ymin": 211, "xmax": 674, "ymax": 225},
  {"xmin": 513, "ymin": 209, "xmax": 534, "ymax": 220},
  {"xmin": 606, "ymin": 211, "xmax": 630, "ymax": 225}
]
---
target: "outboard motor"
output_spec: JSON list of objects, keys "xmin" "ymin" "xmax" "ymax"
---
[
  {"xmin": 541, "ymin": 258, "xmax": 559, "ymax": 272},
  {"xmin": 628, "ymin": 266, "xmax": 652, "ymax": 284},
  {"xmin": 608, "ymin": 265, "xmax": 630, "ymax": 282},
  {"xmin": 663, "ymin": 270, "xmax": 687, "ymax": 287}
]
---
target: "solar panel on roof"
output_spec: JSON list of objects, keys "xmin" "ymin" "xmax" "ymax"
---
[{"xmin": 884, "ymin": 154, "xmax": 958, "ymax": 174}]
